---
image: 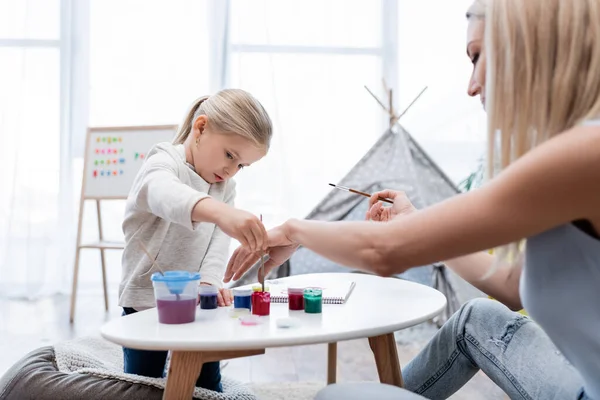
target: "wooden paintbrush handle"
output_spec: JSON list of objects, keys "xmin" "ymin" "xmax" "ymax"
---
[{"xmin": 349, "ymin": 188, "xmax": 394, "ymax": 204}]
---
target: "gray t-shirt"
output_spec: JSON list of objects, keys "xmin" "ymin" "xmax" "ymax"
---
[{"xmin": 521, "ymin": 222, "xmax": 600, "ymax": 398}]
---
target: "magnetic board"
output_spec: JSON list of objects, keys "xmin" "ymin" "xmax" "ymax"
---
[{"xmin": 83, "ymin": 125, "xmax": 178, "ymax": 199}]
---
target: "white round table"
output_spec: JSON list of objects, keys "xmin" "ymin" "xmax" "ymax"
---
[{"xmin": 101, "ymin": 273, "xmax": 446, "ymax": 399}]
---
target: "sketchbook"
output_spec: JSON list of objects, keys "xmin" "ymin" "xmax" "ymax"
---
[{"xmin": 265, "ymin": 281, "xmax": 356, "ymax": 305}]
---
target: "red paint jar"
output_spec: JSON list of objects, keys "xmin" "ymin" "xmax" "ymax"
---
[
  {"xmin": 288, "ymin": 287, "xmax": 305, "ymax": 311},
  {"xmin": 251, "ymin": 291, "xmax": 271, "ymax": 316}
]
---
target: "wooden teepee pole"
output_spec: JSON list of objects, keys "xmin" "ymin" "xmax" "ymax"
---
[{"xmin": 364, "ymin": 84, "xmax": 428, "ymax": 129}]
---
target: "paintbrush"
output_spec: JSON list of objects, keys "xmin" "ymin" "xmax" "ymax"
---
[
  {"xmin": 139, "ymin": 241, "xmax": 165, "ymax": 276},
  {"xmin": 139, "ymin": 241, "xmax": 181, "ymax": 299},
  {"xmin": 328, "ymin": 183, "xmax": 394, "ymax": 204},
  {"xmin": 259, "ymin": 214, "xmax": 265, "ymax": 292}
]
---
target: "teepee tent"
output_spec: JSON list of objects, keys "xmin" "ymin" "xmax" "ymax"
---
[
  {"xmin": 288, "ymin": 125, "xmax": 457, "ymax": 277},
  {"xmin": 287, "ymin": 125, "xmax": 486, "ymax": 321}
]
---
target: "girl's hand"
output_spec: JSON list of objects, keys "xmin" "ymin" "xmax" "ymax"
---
[
  {"xmin": 200, "ymin": 283, "xmax": 232, "ymax": 306},
  {"xmin": 365, "ymin": 190, "xmax": 417, "ymax": 222},
  {"xmin": 223, "ymin": 223, "xmax": 299, "ymax": 283},
  {"xmin": 215, "ymin": 206, "xmax": 268, "ymax": 252},
  {"xmin": 217, "ymin": 288, "xmax": 232, "ymax": 307}
]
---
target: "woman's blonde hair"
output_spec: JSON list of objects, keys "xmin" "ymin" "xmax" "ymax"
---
[
  {"xmin": 173, "ymin": 88, "xmax": 273, "ymax": 149},
  {"xmin": 485, "ymin": 0, "xmax": 600, "ymax": 263}
]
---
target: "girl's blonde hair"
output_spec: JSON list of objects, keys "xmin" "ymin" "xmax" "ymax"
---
[
  {"xmin": 173, "ymin": 89, "xmax": 273, "ymax": 148},
  {"xmin": 485, "ymin": 0, "xmax": 600, "ymax": 264}
]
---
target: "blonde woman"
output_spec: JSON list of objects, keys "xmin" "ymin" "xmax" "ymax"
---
[{"xmin": 226, "ymin": 0, "xmax": 600, "ymax": 398}]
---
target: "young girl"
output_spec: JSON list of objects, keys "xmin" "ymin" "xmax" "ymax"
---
[{"xmin": 119, "ymin": 89, "xmax": 272, "ymax": 392}]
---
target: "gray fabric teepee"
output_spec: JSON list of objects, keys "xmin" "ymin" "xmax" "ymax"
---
[
  {"xmin": 290, "ymin": 126, "xmax": 456, "ymax": 272},
  {"xmin": 233, "ymin": 125, "xmax": 483, "ymax": 323}
]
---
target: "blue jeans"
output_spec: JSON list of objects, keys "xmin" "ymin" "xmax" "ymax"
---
[
  {"xmin": 316, "ymin": 298, "xmax": 587, "ymax": 400},
  {"xmin": 403, "ymin": 298, "xmax": 584, "ymax": 399},
  {"xmin": 121, "ymin": 307, "xmax": 222, "ymax": 392}
]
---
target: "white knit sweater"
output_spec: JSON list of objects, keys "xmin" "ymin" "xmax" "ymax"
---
[{"xmin": 119, "ymin": 142, "xmax": 235, "ymax": 309}]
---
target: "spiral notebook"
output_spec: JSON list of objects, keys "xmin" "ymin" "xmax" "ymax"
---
[{"xmin": 268, "ymin": 281, "xmax": 356, "ymax": 305}]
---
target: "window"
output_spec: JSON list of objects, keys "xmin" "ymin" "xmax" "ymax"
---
[
  {"xmin": 89, "ymin": 0, "xmax": 212, "ymax": 127},
  {"xmin": 228, "ymin": 0, "xmax": 398, "ymax": 223},
  {"xmin": 396, "ymin": 0, "xmax": 487, "ymax": 184}
]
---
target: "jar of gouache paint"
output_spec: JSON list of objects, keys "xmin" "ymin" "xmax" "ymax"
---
[
  {"xmin": 151, "ymin": 271, "xmax": 200, "ymax": 324},
  {"xmin": 251, "ymin": 291, "xmax": 271, "ymax": 316},
  {"xmin": 288, "ymin": 287, "xmax": 305, "ymax": 311},
  {"xmin": 233, "ymin": 287, "xmax": 253, "ymax": 310},
  {"xmin": 252, "ymin": 284, "xmax": 269, "ymax": 292},
  {"xmin": 303, "ymin": 288, "xmax": 323, "ymax": 314},
  {"xmin": 198, "ymin": 285, "xmax": 219, "ymax": 310}
]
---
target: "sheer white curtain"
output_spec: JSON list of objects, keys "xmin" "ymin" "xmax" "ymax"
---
[{"xmin": 0, "ymin": 0, "xmax": 82, "ymax": 299}]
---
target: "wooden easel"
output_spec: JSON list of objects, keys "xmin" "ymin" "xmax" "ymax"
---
[
  {"xmin": 70, "ymin": 125, "xmax": 177, "ymax": 323},
  {"xmin": 69, "ymin": 199, "xmax": 125, "ymax": 323}
]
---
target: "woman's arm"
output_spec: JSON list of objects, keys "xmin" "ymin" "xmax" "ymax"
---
[
  {"xmin": 445, "ymin": 253, "xmax": 522, "ymax": 310},
  {"xmin": 367, "ymin": 189, "xmax": 522, "ymax": 309},
  {"xmin": 284, "ymin": 126, "xmax": 600, "ymax": 278}
]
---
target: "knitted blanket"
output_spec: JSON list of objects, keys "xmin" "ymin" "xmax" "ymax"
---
[{"xmin": 54, "ymin": 336, "xmax": 258, "ymax": 400}]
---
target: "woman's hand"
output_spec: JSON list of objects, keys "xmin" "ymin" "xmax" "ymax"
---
[
  {"xmin": 213, "ymin": 205, "xmax": 268, "ymax": 252},
  {"xmin": 200, "ymin": 283, "xmax": 232, "ymax": 307},
  {"xmin": 366, "ymin": 190, "xmax": 417, "ymax": 222},
  {"xmin": 223, "ymin": 222, "xmax": 299, "ymax": 283}
]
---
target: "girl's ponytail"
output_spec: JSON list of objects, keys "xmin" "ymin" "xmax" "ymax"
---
[
  {"xmin": 173, "ymin": 96, "xmax": 210, "ymax": 144},
  {"xmin": 173, "ymin": 89, "xmax": 272, "ymax": 148}
]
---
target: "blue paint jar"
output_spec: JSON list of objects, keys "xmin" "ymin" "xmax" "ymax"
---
[
  {"xmin": 233, "ymin": 287, "xmax": 252, "ymax": 310},
  {"xmin": 198, "ymin": 285, "xmax": 218, "ymax": 310}
]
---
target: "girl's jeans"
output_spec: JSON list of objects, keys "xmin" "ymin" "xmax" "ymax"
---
[{"xmin": 121, "ymin": 307, "xmax": 222, "ymax": 393}]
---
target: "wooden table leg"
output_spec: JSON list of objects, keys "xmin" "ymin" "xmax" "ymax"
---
[
  {"xmin": 163, "ymin": 349, "xmax": 265, "ymax": 400},
  {"xmin": 163, "ymin": 351, "xmax": 205, "ymax": 400},
  {"xmin": 368, "ymin": 333, "xmax": 404, "ymax": 387},
  {"xmin": 327, "ymin": 342, "xmax": 337, "ymax": 384}
]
